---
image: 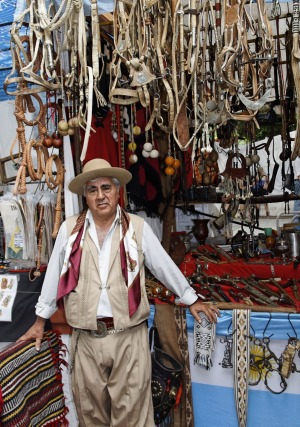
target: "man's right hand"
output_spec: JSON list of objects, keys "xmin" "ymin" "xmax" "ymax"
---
[{"xmin": 17, "ymin": 316, "xmax": 46, "ymax": 351}]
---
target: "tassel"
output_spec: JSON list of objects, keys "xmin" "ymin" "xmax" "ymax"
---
[{"xmin": 174, "ymin": 382, "xmax": 183, "ymax": 408}]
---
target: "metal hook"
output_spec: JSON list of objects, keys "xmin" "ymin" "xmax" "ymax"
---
[
  {"xmin": 287, "ymin": 312, "xmax": 298, "ymax": 339},
  {"xmin": 227, "ymin": 319, "xmax": 233, "ymax": 335},
  {"xmin": 263, "ymin": 312, "xmax": 272, "ymax": 337}
]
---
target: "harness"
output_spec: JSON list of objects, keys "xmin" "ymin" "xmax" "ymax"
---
[{"xmin": 110, "ymin": 0, "xmax": 274, "ymax": 158}]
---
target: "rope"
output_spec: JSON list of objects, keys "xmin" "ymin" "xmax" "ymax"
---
[
  {"xmin": 34, "ymin": 204, "xmax": 45, "ymax": 277},
  {"xmin": 25, "ymin": 140, "xmax": 49, "ymax": 181},
  {"xmin": 45, "ymin": 154, "xmax": 64, "ymax": 238}
]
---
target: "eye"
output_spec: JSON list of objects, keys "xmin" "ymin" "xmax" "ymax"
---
[
  {"xmin": 87, "ymin": 186, "xmax": 97, "ymax": 194},
  {"xmin": 102, "ymin": 185, "xmax": 112, "ymax": 193}
]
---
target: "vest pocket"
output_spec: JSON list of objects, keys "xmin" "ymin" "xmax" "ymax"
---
[{"xmin": 64, "ymin": 291, "xmax": 79, "ymax": 326}]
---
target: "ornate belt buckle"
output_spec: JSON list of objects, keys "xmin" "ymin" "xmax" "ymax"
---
[{"xmin": 94, "ymin": 320, "xmax": 107, "ymax": 338}]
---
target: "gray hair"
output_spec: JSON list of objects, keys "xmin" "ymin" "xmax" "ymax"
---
[{"xmin": 83, "ymin": 177, "xmax": 120, "ymax": 196}]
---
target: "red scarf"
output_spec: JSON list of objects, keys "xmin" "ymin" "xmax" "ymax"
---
[{"xmin": 57, "ymin": 209, "xmax": 141, "ymax": 317}]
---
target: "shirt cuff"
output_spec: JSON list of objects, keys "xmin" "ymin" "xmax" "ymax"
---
[
  {"xmin": 175, "ymin": 288, "xmax": 198, "ymax": 306},
  {"xmin": 35, "ymin": 301, "xmax": 57, "ymax": 319}
]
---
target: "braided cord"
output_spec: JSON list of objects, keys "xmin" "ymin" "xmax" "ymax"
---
[{"xmin": 45, "ymin": 154, "xmax": 64, "ymax": 238}]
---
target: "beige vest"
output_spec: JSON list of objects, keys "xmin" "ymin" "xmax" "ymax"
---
[{"xmin": 63, "ymin": 213, "xmax": 150, "ymax": 330}]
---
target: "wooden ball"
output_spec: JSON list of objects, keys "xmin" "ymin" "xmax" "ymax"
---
[
  {"xmin": 129, "ymin": 154, "xmax": 138, "ymax": 164},
  {"xmin": 165, "ymin": 166, "xmax": 175, "ymax": 176},
  {"xmin": 173, "ymin": 159, "xmax": 181, "ymax": 168},
  {"xmin": 52, "ymin": 136, "xmax": 63, "ymax": 148},
  {"xmin": 133, "ymin": 126, "xmax": 141, "ymax": 136},
  {"xmin": 58, "ymin": 120, "xmax": 69, "ymax": 132},
  {"xmin": 43, "ymin": 136, "xmax": 53, "ymax": 148},
  {"xmin": 128, "ymin": 142, "xmax": 137, "ymax": 151},
  {"xmin": 165, "ymin": 156, "xmax": 175, "ymax": 166}
]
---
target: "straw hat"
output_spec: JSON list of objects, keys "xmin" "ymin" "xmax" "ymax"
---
[{"xmin": 68, "ymin": 158, "xmax": 132, "ymax": 195}]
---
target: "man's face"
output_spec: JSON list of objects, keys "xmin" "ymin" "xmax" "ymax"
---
[{"xmin": 84, "ymin": 177, "xmax": 119, "ymax": 220}]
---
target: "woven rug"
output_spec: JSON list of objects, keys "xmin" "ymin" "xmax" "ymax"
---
[{"xmin": 0, "ymin": 330, "xmax": 69, "ymax": 427}]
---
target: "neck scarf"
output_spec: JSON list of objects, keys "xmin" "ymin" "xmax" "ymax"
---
[{"xmin": 57, "ymin": 208, "xmax": 141, "ymax": 317}]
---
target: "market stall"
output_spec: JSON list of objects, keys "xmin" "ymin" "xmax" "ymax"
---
[
  {"xmin": 149, "ymin": 244, "xmax": 300, "ymax": 427},
  {"xmin": 1, "ymin": 0, "xmax": 300, "ymax": 426}
]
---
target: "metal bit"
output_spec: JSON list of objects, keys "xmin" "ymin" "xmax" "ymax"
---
[{"xmin": 292, "ymin": 279, "xmax": 300, "ymax": 301}]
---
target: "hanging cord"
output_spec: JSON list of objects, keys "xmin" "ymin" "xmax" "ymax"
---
[
  {"xmin": 26, "ymin": 139, "xmax": 49, "ymax": 181},
  {"xmin": 13, "ymin": 92, "xmax": 46, "ymax": 195},
  {"xmin": 45, "ymin": 154, "xmax": 64, "ymax": 238},
  {"xmin": 33, "ymin": 203, "xmax": 45, "ymax": 278}
]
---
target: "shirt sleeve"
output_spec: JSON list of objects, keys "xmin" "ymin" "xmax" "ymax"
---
[
  {"xmin": 35, "ymin": 222, "xmax": 68, "ymax": 319},
  {"xmin": 142, "ymin": 221, "xmax": 198, "ymax": 306}
]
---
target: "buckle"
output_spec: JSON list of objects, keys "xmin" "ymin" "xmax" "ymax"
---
[{"xmin": 91, "ymin": 321, "xmax": 108, "ymax": 338}]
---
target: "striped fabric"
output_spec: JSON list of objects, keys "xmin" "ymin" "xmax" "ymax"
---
[{"xmin": 0, "ymin": 330, "xmax": 68, "ymax": 427}]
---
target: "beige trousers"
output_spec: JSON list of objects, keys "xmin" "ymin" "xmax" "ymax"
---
[{"xmin": 71, "ymin": 322, "xmax": 155, "ymax": 427}]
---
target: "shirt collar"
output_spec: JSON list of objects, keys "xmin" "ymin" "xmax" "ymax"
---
[{"xmin": 85, "ymin": 207, "xmax": 121, "ymax": 228}]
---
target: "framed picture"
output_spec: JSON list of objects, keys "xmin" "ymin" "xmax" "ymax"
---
[{"xmin": 0, "ymin": 154, "xmax": 23, "ymax": 184}]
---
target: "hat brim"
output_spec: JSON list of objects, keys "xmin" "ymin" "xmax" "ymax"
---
[{"xmin": 68, "ymin": 167, "xmax": 132, "ymax": 195}]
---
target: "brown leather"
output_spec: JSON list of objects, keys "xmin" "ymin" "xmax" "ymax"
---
[
  {"xmin": 176, "ymin": 100, "xmax": 190, "ymax": 150},
  {"xmin": 221, "ymin": 153, "xmax": 248, "ymax": 179}
]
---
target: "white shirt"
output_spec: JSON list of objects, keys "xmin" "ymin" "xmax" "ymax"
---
[
  {"xmin": 36, "ymin": 209, "xmax": 198, "ymax": 319},
  {"xmin": 293, "ymin": 155, "xmax": 300, "ymax": 179}
]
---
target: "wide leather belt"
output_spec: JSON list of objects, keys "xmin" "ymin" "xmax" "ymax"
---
[{"xmin": 77, "ymin": 318, "xmax": 132, "ymax": 338}]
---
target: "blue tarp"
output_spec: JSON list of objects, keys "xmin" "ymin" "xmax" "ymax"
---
[
  {"xmin": 0, "ymin": 0, "xmax": 16, "ymax": 101},
  {"xmin": 0, "ymin": 0, "xmax": 115, "ymax": 102}
]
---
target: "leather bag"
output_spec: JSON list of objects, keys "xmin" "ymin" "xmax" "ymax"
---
[{"xmin": 149, "ymin": 326, "xmax": 183, "ymax": 424}]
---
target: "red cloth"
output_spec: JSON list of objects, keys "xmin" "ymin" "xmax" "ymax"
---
[
  {"xmin": 181, "ymin": 249, "xmax": 300, "ymax": 280},
  {"xmin": 57, "ymin": 209, "xmax": 141, "ymax": 317},
  {"xmin": 120, "ymin": 210, "xmax": 141, "ymax": 317},
  {"xmin": 56, "ymin": 228, "xmax": 84, "ymax": 307},
  {"xmin": 82, "ymin": 112, "xmax": 120, "ymax": 167},
  {"xmin": 56, "ymin": 214, "xmax": 86, "ymax": 309},
  {"xmin": 180, "ymin": 246, "xmax": 300, "ymax": 312}
]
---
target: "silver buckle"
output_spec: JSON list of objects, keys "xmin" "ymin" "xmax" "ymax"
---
[{"xmin": 91, "ymin": 321, "xmax": 108, "ymax": 338}]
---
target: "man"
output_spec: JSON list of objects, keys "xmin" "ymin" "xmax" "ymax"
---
[{"xmin": 18, "ymin": 158, "xmax": 219, "ymax": 427}]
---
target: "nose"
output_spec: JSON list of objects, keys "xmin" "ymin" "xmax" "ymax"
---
[{"xmin": 95, "ymin": 188, "xmax": 106, "ymax": 198}]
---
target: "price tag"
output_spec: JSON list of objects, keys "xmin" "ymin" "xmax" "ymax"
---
[{"xmin": 14, "ymin": 233, "xmax": 23, "ymax": 248}]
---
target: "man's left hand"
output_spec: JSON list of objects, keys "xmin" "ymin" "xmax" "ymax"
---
[{"xmin": 189, "ymin": 300, "xmax": 220, "ymax": 324}]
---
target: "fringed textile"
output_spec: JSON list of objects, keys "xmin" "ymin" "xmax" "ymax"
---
[
  {"xmin": 194, "ymin": 312, "xmax": 216, "ymax": 369},
  {"xmin": 0, "ymin": 330, "xmax": 68, "ymax": 427}
]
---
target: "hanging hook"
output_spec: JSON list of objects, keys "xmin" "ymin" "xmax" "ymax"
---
[
  {"xmin": 249, "ymin": 323, "xmax": 256, "ymax": 339},
  {"xmin": 263, "ymin": 312, "xmax": 272, "ymax": 337},
  {"xmin": 227, "ymin": 319, "xmax": 233, "ymax": 335},
  {"xmin": 287, "ymin": 312, "xmax": 298, "ymax": 339}
]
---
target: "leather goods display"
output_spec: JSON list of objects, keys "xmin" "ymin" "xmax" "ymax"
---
[
  {"xmin": 149, "ymin": 326, "xmax": 183, "ymax": 425},
  {"xmin": 221, "ymin": 152, "xmax": 248, "ymax": 179},
  {"xmin": 285, "ymin": 172, "xmax": 294, "ymax": 192}
]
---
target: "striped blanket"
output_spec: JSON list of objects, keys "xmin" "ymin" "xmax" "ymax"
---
[{"xmin": 0, "ymin": 330, "xmax": 68, "ymax": 427}]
